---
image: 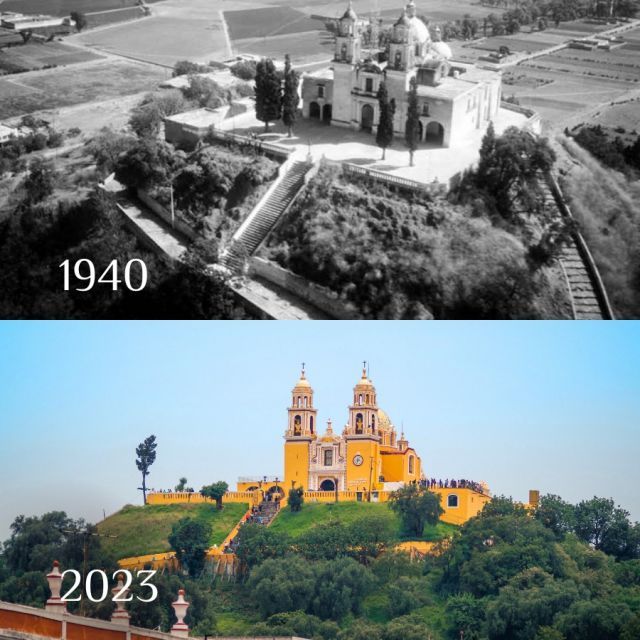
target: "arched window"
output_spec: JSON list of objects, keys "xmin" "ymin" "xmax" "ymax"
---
[
  {"xmin": 359, "ymin": 393, "xmax": 363, "ymax": 405},
  {"xmin": 304, "ymin": 396, "xmax": 308, "ymax": 408},
  {"xmin": 355, "ymin": 413, "xmax": 364, "ymax": 434},
  {"xmin": 448, "ymin": 494, "xmax": 459, "ymax": 508},
  {"xmin": 324, "ymin": 449, "xmax": 333, "ymax": 466},
  {"xmin": 294, "ymin": 415, "xmax": 302, "ymax": 436},
  {"xmin": 310, "ymin": 416, "xmax": 314, "ymax": 433},
  {"xmin": 371, "ymin": 414, "xmax": 376, "ymax": 434},
  {"xmin": 297, "ymin": 397, "xmax": 301, "ymax": 408},
  {"xmin": 408, "ymin": 455, "xmax": 414, "ymax": 474},
  {"xmin": 366, "ymin": 394, "xmax": 370, "ymax": 404}
]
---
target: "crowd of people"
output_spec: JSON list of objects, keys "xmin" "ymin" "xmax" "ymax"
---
[{"xmin": 420, "ymin": 477, "xmax": 487, "ymax": 494}]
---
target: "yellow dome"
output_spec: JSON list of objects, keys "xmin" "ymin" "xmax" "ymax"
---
[
  {"xmin": 293, "ymin": 367, "xmax": 311, "ymax": 390},
  {"xmin": 377, "ymin": 409, "xmax": 392, "ymax": 430}
]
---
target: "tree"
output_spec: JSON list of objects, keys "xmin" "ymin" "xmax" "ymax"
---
[
  {"xmin": 446, "ymin": 593, "xmax": 485, "ymax": 640},
  {"xmin": 23, "ymin": 159, "xmax": 55, "ymax": 204},
  {"xmin": 70, "ymin": 11, "xmax": 87, "ymax": 32},
  {"xmin": 534, "ymin": 494, "xmax": 575, "ymax": 539},
  {"xmin": 474, "ymin": 126, "xmax": 556, "ymax": 219},
  {"xmin": 574, "ymin": 497, "xmax": 637, "ymax": 559},
  {"xmin": 255, "ymin": 58, "xmax": 282, "ymax": 132},
  {"xmin": 404, "ymin": 77, "xmax": 420, "ymax": 167},
  {"xmin": 388, "ymin": 484, "xmax": 443, "ymax": 537},
  {"xmin": 135, "ymin": 435, "xmax": 157, "ymax": 505},
  {"xmin": 175, "ymin": 477, "xmax": 188, "ymax": 492},
  {"xmin": 88, "ymin": 127, "xmax": 137, "ymax": 178},
  {"xmin": 282, "ymin": 54, "xmax": 299, "ymax": 137},
  {"xmin": 129, "ymin": 91, "xmax": 188, "ymax": 138},
  {"xmin": 288, "ymin": 486, "xmax": 304, "ymax": 512},
  {"xmin": 200, "ymin": 481, "xmax": 229, "ymax": 509},
  {"xmin": 376, "ymin": 82, "xmax": 395, "ymax": 160},
  {"xmin": 235, "ymin": 523, "xmax": 290, "ymax": 570},
  {"xmin": 167, "ymin": 518, "xmax": 209, "ymax": 578}
]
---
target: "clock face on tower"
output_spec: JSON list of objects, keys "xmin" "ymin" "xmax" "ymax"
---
[{"xmin": 353, "ymin": 454, "xmax": 364, "ymax": 466}]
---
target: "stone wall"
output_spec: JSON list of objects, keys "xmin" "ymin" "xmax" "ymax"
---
[
  {"xmin": 137, "ymin": 189, "xmax": 198, "ymax": 242},
  {"xmin": 248, "ymin": 257, "xmax": 360, "ymax": 320}
]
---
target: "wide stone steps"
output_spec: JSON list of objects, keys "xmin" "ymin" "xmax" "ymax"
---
[{"xmin": 222, "ymin": 160, "xmax": 310, "ymax": 273}]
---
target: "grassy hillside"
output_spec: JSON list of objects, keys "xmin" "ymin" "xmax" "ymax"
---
[
  {"xmin": 269, "ymin": 501, "xmax": 457, "ymax": 542},
  {"xmin": 97, "ymin": 503, "xmax": 248, "ymax": 559}
]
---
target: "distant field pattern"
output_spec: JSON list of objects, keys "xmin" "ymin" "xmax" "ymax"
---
[
  {"xmin": 224, "ymin": 6, "xmax": 323, "ymax": 40},
  {"xmin": 0, "ymin": 0, "xmax": 162, "ymax": 17}
]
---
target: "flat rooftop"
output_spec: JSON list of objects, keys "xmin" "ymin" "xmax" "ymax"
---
[{"xmin": 165, "ymin": 107, "xmax": 228, "ymax": 128}]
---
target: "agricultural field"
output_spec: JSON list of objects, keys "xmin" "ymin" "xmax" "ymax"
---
[
  {"xmin": 0, "ymin": 59, "xmax": 166, "ymax": 119},
  {"xmin": 97, "ymin": 502, "xmax": 248, "ymax": 559},
  {"xmin": 236, "ymin": 31, "xmax": 334, "ymax": 64},
  {"xmin": 0, "ymin": 41, "xmax": 103, "ymax": 73},
  {"xmin": 223, "ymin": 6, "xmax": 322, "ymax": 40},
  {"xmin": 70, "ymin": 0, "xmax": 231, "ymax": 66},
  {"xmin": 0, "ymin": 0, "xmax": 162, "ymax": 17}
]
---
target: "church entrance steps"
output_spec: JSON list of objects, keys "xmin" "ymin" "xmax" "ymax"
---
[{"xmin": 222, "ymin": 159, "xmax": 313, "ymax": 274}]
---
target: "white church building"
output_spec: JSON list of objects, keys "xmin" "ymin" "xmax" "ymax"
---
[{"xmin": 301, "ymin": 0, "xmax": 502, "ymax": 148}]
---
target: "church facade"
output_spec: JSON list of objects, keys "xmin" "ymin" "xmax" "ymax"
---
[
  {"xmin": 301, "ymin": 0, "xmax": 502, "ymax": 148},
  {"xmin": 281, "ymin": 366, "xmax": 421, "ymax": 494}
]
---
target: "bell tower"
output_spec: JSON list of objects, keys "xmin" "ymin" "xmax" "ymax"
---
[
  {"xmin": 284, "ymin": 366, "xmax": 317, "ymax": 490},
  {"xmin": 332, "ymin": 1, "xmax": 361, "ymax": 126},
  {"xmin": 344, "ymin": 364, "xmax": 382, "ymax": 492}
]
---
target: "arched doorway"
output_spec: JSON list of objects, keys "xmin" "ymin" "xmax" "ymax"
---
[
  {"xmin": 309, "ymin": 102, "xmax": 320, "ymax": 119},
  {"xmin": 322, "ymin": 104, "xmax": 332, "ymax": 123},
  {"xmin": 266, "ymin": 486, "xmax": 285, "ymax": 501},
  {"xmin": 319, "ymin": 479, "xmax": 336, "ymax": 492},
  {"xmin": 361, "ymin": 103, "xmax": 374, "ymax": 132},
  {"xmin": 426, "ymin": 121, "xmax": 444, "ymax": 145}
]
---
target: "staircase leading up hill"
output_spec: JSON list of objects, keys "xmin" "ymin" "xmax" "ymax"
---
[{"xmin": 222, "ymin": 160, "xmax": 312, "ymax": 274}]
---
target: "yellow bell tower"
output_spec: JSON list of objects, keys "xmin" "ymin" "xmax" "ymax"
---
[
  {"xmin": 284, "ymin": 366, "xmax": 317, "ymax": 490},
  {"xmin": 345, "ymin": 364, "xmax": 382, "ymax": 492}
]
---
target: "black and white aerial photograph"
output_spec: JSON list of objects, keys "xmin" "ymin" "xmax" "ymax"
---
[{"xmin": 0, "ymin": 0, "xmax": 637, "ymax": 318}]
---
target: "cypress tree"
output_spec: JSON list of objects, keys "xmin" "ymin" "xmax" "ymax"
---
[
  {"xmin": 282, "ymin": 54, "xmax": 299, "ymax": 137},
  {"xmin": 376, "ymin": 81, "xmax": 395, "ymax": 160},
  {"xmin": 255, "ymin": 58, "xmax": 282, "ymax": 132},
  {"xmin": 405, "ymin": 77, "xmax": 420, "ymax": 167}
]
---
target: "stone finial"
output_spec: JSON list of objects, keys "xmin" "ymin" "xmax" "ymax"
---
[
  {"xmin": 110, "ymin": 572, "xmax": 130, "ymax": 626},
  {"xmin": 45, "ymin": 561, "xmax": 67, "ymax": 614},
  {"xmin": 171, "ymin": 589, "xmax": 190, "ymax": 638}
]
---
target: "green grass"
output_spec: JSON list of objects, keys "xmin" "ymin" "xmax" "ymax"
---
[
  {"xmin": 97, "ymin": 503, "xmax": 248, "ymax": 559},
  {"xmin": 269, "ymin": 502, "xmax": 457, "ymax": 542}
]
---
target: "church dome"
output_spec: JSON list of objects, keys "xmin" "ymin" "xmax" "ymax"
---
[
  {"xmin": 341, "ymin": 0, "xmax": 357, "ymax": 22},
  {"xmin": 293, "ymin": 368, "xmax": 311, "ymax": 390},
  {"xmin": 408, "ymin": 16, "xmax": 430, "ymax": 45},
  {"xmin": 431, "ymin": 40, "xmax": 452, "ymax": 60},
  {"xmin": 394, "ymin": 11, "xmax": 410, "ymax": 27},
  {"xmin": 354, "ymin": 367, "xmax": 374, "ymax": 389},
  {"xmin": 377, "ymin": 409, "xmax": 392, "ymax": 430}
]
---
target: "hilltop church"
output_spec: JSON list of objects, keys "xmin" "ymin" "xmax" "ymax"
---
[{"xmin": 301, "ymin": 0, "xmax": 502, "ymax": 148}]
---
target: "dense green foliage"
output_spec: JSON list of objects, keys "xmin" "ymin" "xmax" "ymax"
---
[
  {"xmin": 388, "ymin": 485, "xmax": 444, "ymax": 537},
  {"xmin": 254, "ymin": 58, "xmax": 282, "ymax": 131},
  {"xmin": 265, "ymin": 164, "xmax": 565, "ymax": 319},
  {"xmin": 200, "ymin": 481, "xmax": 229, "ymax": 509},
  {"xmin": 281, "ymin": 54, "xmax": 299, "ymax": 137},
  {"xmin": 168, "ymin": 518, "xmax": 210, "ymax": 577},
  {"xmin": 288, "ymin": 486, "xmax": 304, "ymax": 512},
  {"xmin": 2, "ymin": 490, "xmax": 639, "ymax": 639},
  {"xmin": 571, "ymin": 125, "xmax": 640, "ymax": 177},
  {"xmin": 376, "ymin": 81, "xmax": 395, "ymax": 160}
]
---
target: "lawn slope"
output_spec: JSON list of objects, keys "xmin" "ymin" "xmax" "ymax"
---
[
  {"xmin": 97, "ymin": 503, "xmax": 248, "ymax": 559},
  {"xmin": 269, "ymin": 502, "xmax": 457, "ymax": 542}
]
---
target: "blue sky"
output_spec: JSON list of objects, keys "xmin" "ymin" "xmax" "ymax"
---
[{"xmin": 0, "ymin": 321, "xmax": 639, "ymax": 540}]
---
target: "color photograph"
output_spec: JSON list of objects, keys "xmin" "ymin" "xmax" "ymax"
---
[{"xmin": 1, "ymin": 321, "xmax": 639, "ymax": 639}]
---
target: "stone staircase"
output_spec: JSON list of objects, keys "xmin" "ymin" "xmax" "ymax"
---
[
  {"xmin": 558, "ymin": 241, "xmax": 604, "ymax": 320},
  {"xmin": 222, "ymin": 160, "xmax": 312, "ymax": 274}
]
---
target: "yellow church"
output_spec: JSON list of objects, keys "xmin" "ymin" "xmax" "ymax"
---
[{"xmin": 235, "ymin": 366, "xmax": 491, "ymax": 524}]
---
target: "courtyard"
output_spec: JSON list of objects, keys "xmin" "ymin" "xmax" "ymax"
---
[{"xmin": 218, "ymin": 98, "xmax": 529, "ymax": 185}]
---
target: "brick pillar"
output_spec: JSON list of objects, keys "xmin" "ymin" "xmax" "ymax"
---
[{"xmin": 45, "ymin": 561, "xmax": 67, "ymax": 614}]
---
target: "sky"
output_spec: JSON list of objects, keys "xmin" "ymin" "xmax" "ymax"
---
[{"xmin": 0, "ymin": 321, "xmax": 639, "ymax": 541}]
